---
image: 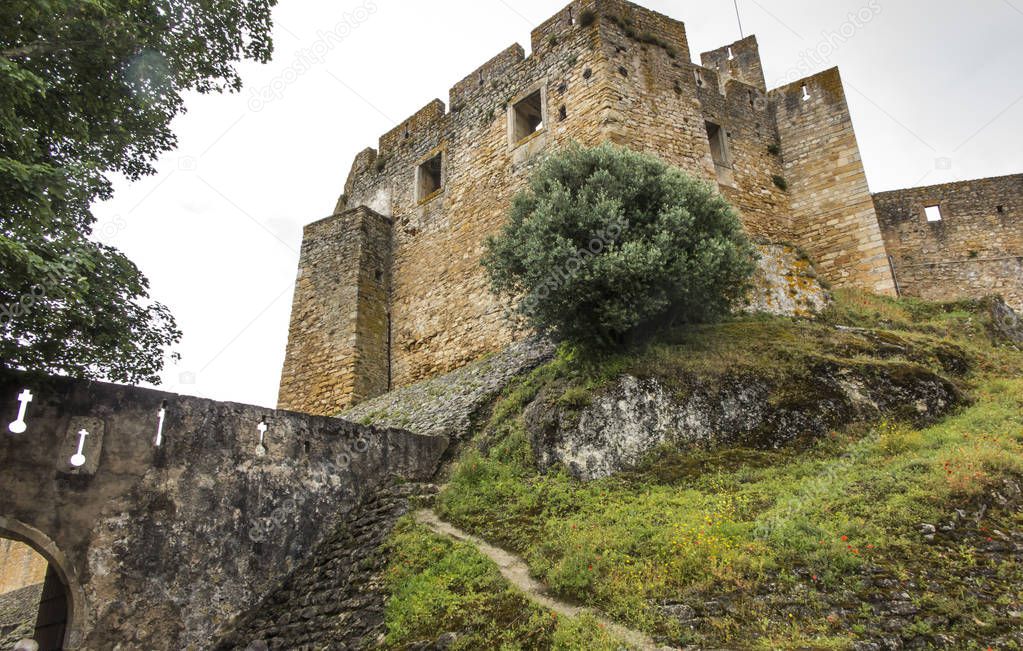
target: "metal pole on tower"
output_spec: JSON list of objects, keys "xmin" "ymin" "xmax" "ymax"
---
[{"xmin": 734, "ymin": 0, "xmax": 745, "ymax": 38}]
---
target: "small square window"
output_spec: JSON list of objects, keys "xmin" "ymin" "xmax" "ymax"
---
[
  {"xmin": 924, "ymin": 205, "xmax": 943, "ymax": 222},
  {"xmin": 416, "ymin": 153, "xmax": 443, "ymax": 201},
  {"xmin": 511, "ymin": 90, "xmax": 544, "ymax": 144}
]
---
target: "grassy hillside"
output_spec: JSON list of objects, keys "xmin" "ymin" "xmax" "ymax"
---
[{"xmin": 385, "ymin": 291, "xmax": 1023, "ymax": 650}]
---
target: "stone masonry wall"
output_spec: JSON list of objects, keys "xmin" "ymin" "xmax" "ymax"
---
[
  {"xmin": 278, "ymin": 0, "xmax": 910, "ymax": 416},
  {"xmin": 874, "ymin": 174, "xmax": 1023, "ymax": 310},
  {"xmin": 278, "ymin": 206, "xmax": 392, "ymax": 414},
  {"xmin": 0, "ymin": 370, "xmax": 447, "ymax": 649},
  {"xmin": 0, "ymin": 539, "xmax": 47, "ymax": 595},
  {"xmin": 773, "ymin": 68, "xmax": 896, "ymax": 295},
  {"xmin": 214, "ymin": 481, "xmax": 438, "ymax": 650},
  {"xmin": 701, "ymin": 35, "xmax": 767, "ymax": 93}
]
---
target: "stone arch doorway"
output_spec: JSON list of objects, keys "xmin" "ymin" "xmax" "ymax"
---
[{"xmin": 0, "ymin": 519, "xmax": 86, "ymax": 650}]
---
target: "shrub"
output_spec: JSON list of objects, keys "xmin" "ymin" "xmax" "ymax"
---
[{"xmin": 482, "ymin": 143, "xmax": 757, "ymax": 349}]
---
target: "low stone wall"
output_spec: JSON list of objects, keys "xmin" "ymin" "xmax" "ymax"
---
[{"xmin": 0, "ymin": 371, "xmax": 448, "ymax": 649}]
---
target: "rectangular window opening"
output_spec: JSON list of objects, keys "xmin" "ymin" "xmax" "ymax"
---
[
  {"xmin": 705, "ymin": 121, "xmax": 730, "ymax": 168},
  {"xmin": 416, "ymin": 153, "xmax": 443, "ymax": 201},
  {"xmin": 512, "ymin": 90, "xmax": 544, "ymax": 144},
  {"xmin": 924, "ymin": 205, "xmax": 943, "ymax": 222}
]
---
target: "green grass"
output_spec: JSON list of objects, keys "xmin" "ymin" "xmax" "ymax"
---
[
  {"xmin": 435, "ymin": 377, "xmax": 1023, "ymax": 646},
  {"xmin": 390, "ymin": 292, "xmax": 1023, "ymax": 648},
  {"xmin": 382, "ymin": 519, "xmax": 629, "ymax": 650}
]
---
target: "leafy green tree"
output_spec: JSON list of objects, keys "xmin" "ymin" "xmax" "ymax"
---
[
  {"xmin": 483, "ymin": 143, "xmax": 757, "ymax": 348},
  {"xmin": 1, "ymin": 0, "xmax": 277, "ymax": 383}
]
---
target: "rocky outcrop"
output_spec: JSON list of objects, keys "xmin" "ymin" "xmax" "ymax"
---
[
  {"xmin": 526, "ymin": 359, "xmax": 962, "ymax": 481},
  {"xmin": 744, "ymin": 243, "xmax": 830, "ymax": 317},
  {"xmin": 988, "ymin": 296, "xmax": 1023, "ymax": 344}
]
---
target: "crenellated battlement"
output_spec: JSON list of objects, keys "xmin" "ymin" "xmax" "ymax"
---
[
  {"xmin": 379, "ymin": 98, "xmax": 447, "ymax": 156},
  {"xmin": 449, "ymin": 43, "xmax": 526, "ymax": 112}
]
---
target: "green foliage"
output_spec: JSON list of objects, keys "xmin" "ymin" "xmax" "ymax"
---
[
  {"xmin": 578, "ymin": 9, "xmax": 597, "ymax": 28},
  {"xmin": 1, "ymin": 0, "xmax": 277, "ymax": 382},
  {"xmin": 383, "ymin": 518, "xmax": 626, "ymax": 650},
  {"xmin": 483, "ymin": 143, "xmax": 757, "ymax": 349},
  {"xmin": 771, "ymin": 174, "xmax": 788, "ymax": 191}
]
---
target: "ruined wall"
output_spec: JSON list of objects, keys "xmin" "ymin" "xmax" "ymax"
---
[
  {"xmin": 278, "ymin": 206, "xmax": 392, "ymax": 414},
  {"xmin": 279, "ymin": 0, "xmax": 821, "ymax": 415},
  {"xmin": 0, "ymin": 371, "xmax": 447, "ymax": 649},
  {"xmin": 772, "ymin": 68, "xmax": 896, "ymax": 295},
  {"xmin": 874, "ymin": 175, "xmax": 1023, "ymax": 310}
]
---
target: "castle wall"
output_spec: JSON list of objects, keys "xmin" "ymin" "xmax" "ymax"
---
[
  {"xmin": 694, "ymin": 69, "xmax": 791, "ymax": 241},
  {"xmin": 279, "ymin": 1, "xmax": 912, "ymax": 415},
  {"xmin": 772, "ymin": 68, "xmax": 896, "ymax": 295},
  {"xmin": 0, "ymin": 370, "xmax": 447, "ymax": 649},
  {"xmin": 595, "ymin": 2, "xmax": 793, "ymax": 243},
  {"xmin": 874, "ymin": 175, "xmax": 1023, "ymax": 310},
  {"xmin": 337, "ymin": 0, "xmax": 626, "ymax": 400}
]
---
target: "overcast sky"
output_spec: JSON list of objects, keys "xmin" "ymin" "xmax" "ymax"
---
[{"xmin": 90, "ymin": 0, "xmax": 1023, "ymax": 408}]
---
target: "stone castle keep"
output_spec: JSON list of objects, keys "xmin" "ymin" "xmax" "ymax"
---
[{"xmin": 275, "ymin": 0, "xmax": 1021, "ymax": 415}]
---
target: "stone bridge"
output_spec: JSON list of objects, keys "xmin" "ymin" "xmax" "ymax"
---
[{"xmin": 0, "ymin": 370, "xmax": 448, "ymax": 649}]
